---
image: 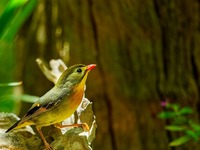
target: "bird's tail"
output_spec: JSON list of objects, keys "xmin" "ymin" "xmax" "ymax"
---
[{"xmin": 6, "ymin": 120, "xmax": 21, "ymax": 133}]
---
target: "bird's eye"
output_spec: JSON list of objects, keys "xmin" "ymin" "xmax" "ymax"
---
[{"xmin": 77, "ymin": 68, "xmax": 82, "ymax": 73}]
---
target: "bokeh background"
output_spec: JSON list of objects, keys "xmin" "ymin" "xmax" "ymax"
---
[{"xmin": 1, "ymin": 0, "xmax": 200, "ymax": 150}]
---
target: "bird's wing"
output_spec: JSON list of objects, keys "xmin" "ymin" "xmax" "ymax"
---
[
  {"xmin": 19, "ymin": 87, "xmax": 69, "ymax": 124},
  {"xmin": 6, "ymin": 95, "xmax": 62, "ymax": 132}
]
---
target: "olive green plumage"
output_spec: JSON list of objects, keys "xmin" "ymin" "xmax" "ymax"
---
[{"xmin": 6, "ymin": 64, "xmax": 96, "ymax": 150}]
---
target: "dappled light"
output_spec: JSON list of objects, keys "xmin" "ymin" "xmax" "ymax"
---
[{"xmin": 1, "ymin": 0, "xmax": 200, "ymax": 150}]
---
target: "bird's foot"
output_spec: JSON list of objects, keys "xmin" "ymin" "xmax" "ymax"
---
[
  {"xmin": 79, "ymin": 123, "xmax": 89, "ymax": 132},
  {"xmin": 54, "ymin": 122, "xmax": 90, "ymax": 131},
  {"xmin": 44, "ymin": 142, "xmax": 52, "ymax": 150}
]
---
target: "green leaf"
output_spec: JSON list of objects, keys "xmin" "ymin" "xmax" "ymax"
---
[
  {"xmin": 8, "ymin": 0, "xmax": 28, "ymax": 7},
  {"xmin": 0, "ymin": 81, "xmax": 22, "ymax": 86},
  {"xmin": 0, "ymin": 92, "xmax": 21, "ymax": 113},
  {"xmin": 165, "ymin": 125, "xmax": 185, "ymax": 131},
  {"xmin": 179, "ymin": 107, "xmax": 193, "ymax": 115},
  {"xmin": 158, "ymin": 111, "xmax": 177, "ymax": 119},
  {"xmin": 0, "ymin": 93, "xmax": 38, "ymax": 113},
  {"xmin": 185, "ymin": 130, "xmax": 199, "ymax": 141},
  {"xmin": 169, "ymin": 104, "xmax": 180, "ymax": 111},
  {"xmin": 165, "ymin": 103, "xmax": 179, "ymax": 110},
  {"xmin": 21, "ymin": 94, "xmax": 39, "ymax": 103},
  {"xmin": 172, "ymin": 116, "xmax": 188, "ymax": 125},
  {"xmin": 0, "ymin": 0, "xmax": 9, "ymax": 15},
  {"xmin": 0, "ymin": 0, "xmax": 28, "ymax": 37},
  {"xmin": 169, "ymin": 135, "xmax": 191, "ymax": 146},
  {"xmin": 0, "ymin": 0, "xmax": 38, "ymax": 41},
  {"xmin": 196, "ymin": 131, "xmax": 200, "ymax": 136},
  {"xmin": 189, "ymin": 121, "xmax": 200, "ymax": 131},
  {"xmin": 0, "ymin": 0, "xmax": 38, "ymax": 114}
]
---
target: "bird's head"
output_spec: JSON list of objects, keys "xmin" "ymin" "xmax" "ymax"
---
[{"xmin": 56, "ymin": 64, "xmax": 96, "ymax": 89}]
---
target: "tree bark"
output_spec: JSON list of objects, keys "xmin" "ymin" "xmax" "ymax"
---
[{"xmin": 16, "ymin": 0, "xmax": 200, "ymax": 150}]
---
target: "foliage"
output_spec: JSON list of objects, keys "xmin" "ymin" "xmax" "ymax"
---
[
  {"xmin": 158, "ymin": 102, "xmax": 200, "ymax": 146},
  {"xmin": 0, "ymin": 82, "xmax": 39, "ymax": 113},
  {"xmin": 0, "ymin": 0, "xmax": 38, "ymax": 113}
]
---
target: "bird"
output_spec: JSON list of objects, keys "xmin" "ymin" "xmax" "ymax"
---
[{"xmin": 6, "ymin": 64, "xmax": 96, "ymax": 150}]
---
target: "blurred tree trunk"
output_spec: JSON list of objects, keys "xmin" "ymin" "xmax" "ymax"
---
[{"xmin": 16, "ymin": 0, "xmax": 200, "ymax": 150}]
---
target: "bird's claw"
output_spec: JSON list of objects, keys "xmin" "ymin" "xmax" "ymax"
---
[
  {"xmin": 80, "ymin": 123, "xmax": 90, "ymax": 132},
  {"xmin": 44, "ymin": 142, "xmax": 52, "ymax": 150}
]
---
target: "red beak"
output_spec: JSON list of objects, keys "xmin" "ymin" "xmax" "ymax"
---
[{"xmin": 87, "ymin": 64, "xmax": 97, "ymax": 71}]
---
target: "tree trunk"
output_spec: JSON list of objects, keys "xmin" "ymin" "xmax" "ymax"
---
[{"xmin": 16, "ymin": 0, "xmax": 200, "ymax": 150}]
